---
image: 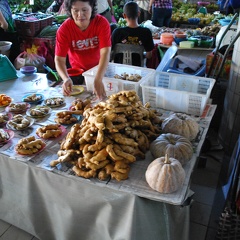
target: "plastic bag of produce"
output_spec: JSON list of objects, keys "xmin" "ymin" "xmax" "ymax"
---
[{"xmin": 14, "ymin": 51, "xmax": 45, "ymax": 72}]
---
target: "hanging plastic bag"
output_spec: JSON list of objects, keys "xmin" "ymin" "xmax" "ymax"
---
[{"xmin": 14, "ymin": 51, "xmax": 45, "ymax": 72}]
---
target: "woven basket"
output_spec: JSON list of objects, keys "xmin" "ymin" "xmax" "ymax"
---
[
  {"xmin": 215, "ymin": 135, "xmax": 240, "ymax": 240},
  {"xmin": 216, "ymin": 207, "xmax": 240, "ymax": 240}
]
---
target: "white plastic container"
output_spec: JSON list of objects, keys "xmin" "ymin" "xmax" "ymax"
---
[
  {"xmin": 140, "ymin": 71, "xmax": 215, "ymax": 116},
  {"xmin": 179, "ymin": 41, "xmax": 194, "ymax": 48},
  {"xmin": 0, "ymin": 41, "xmax": 12, "ymax": 58},
  {"xmin": 83, "ymin": 62, "xmax": 155, "ymax": 98}
]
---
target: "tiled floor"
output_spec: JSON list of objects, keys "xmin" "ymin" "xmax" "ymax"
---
[
  {"xmin": 190, "ymin": 128, "xmax": 226, "ymax": 240},
  {"xmin": 0, "ymin": 127, "xmax": 232, "ymax": 240}
]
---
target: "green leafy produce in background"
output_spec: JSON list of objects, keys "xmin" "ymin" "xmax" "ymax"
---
[{"xmin": 112, "ymin": 0, "xmax": 124, "ymax": 22}]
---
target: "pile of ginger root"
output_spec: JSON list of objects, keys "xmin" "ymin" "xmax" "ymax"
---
[{"xmin": 50, "ymin": 90, "xmax": 162, "ymax": 181}]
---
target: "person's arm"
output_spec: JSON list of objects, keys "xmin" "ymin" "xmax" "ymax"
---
[
  {"xmin": 107, "ymin": 0, "xmax": 114, "ymax": 15},
  {"xmin": 145, "ymin": 28, "xmax": 154, "ymax": 59},
  {"xmin": 93, "ymin": 46, "xmax": 111, "ymax": 99},
  {"xmin": 145, "ymin": 51, "xmax": 152, "ymax": 59},
  {"xmin": 55, "ymin": 55, "xmax": 73, "ymax": 96},
  {"xmin": 0, "ymin": 10, "xmax": 8, "ymax": 30},
  {"xmin": 148, "ymin": 0, "xmax": 154, "ymax": 14}
]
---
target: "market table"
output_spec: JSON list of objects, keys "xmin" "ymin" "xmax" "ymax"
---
[{"xmin": 0, "ymin": 72, "xmax": 216, "ymax": 240}]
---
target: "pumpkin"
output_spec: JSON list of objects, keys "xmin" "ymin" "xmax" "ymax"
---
[
  {"xmin": 145, "ymin": 154, "xmax": 185, "ymax": 193},
  {"xmin": 150, "ymin": 133, "xmax": 193, "ymax": 165},
  {"xmin": 161, "ymin": 113, "xmax": 199, "ymax": 141}
]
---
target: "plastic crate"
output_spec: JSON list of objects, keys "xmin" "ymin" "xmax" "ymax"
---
[
  {"xmin": 83, "ymin": 63, "xmax": 155, "ymax": 98},
  {"xmin": 14, "ymin": 14, "xmax": 53, "ymax": 37},
  {"xmin": 140, "ymin": 71, "xmax": 216, "ymax": 116}
]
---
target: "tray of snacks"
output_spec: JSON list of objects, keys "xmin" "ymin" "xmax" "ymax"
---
[
  {"xmin": 22, "ymin": 93, "xmax": 44, "ymax": 104},
  {"xmin": 6, "ymin": 114, "xmax": 34, "ymax": 130},
  {"xmin": 44, "ymin": 97, "xmax": 65, "ymax": 107},
  {"xmin": 26, "ymin": 105, "xmax": 52, "ymax": 118},
  {"xmin": 0, "ymin": 94, "xmax": 13, "ymax": 107},
  {"xmin": 0, "ymin": 112, "xmax": 12, "ymax": 125},
  {"xmin": 15, "ymin": 136, "xmax": 46, "ymax": 155},
  {"xmin": 0, "ymin": 129, "xmax": 14, "ymax": 144},
  {"xmin": 54, "ymin": 111, "xmax": 81, "ymax": 125},
  {"xmin": 69, "ymin": 98, "xmax": 91, "ymax": 115},
  {"xmin": 36, "ymin": 124, "xmax": 66, "ymax": 139},
  {"xmin": 6, "ymin": 102, "xmax": 30, "ymax": 114}
]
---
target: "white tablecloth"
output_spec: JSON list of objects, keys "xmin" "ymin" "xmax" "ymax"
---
[{"xmin": 0, "ymin": 73, "xmax": 215, "ymax": 240}]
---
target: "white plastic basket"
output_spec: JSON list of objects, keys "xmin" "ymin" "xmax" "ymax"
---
[
  {"xmin": 140, "ymin": 71, "xmax": 216, "ymax": 116},
  {"xmin": 83, "ymin": 63, "xmax": 155, "ymax": 98}
]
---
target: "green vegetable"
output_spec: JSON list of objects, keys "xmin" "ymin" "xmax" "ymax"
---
[{"xmin": 39, "ymin": 25, "xmax": 59, "ymax": 37}]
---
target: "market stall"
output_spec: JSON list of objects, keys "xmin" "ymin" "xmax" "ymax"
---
[{"xmin": 0, "ymin": 71, "xmax": 216, "ymax": 240}]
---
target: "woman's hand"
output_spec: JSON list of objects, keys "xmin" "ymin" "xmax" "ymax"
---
[
  {"xmin": 94, "ymin": 79, "xmax": 106, "ymax": 100},
  {"xmin": 62, "ymin": 78, "xmax": 73, "ymax": 96},
  {"xmin": 148, "ymin": 5, "xmax": 152, "ymax": 14}
]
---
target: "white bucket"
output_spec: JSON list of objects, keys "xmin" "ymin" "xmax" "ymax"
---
[{"xmin": 0, "ymin": 41, "xmax": 12, "ymax": 58}]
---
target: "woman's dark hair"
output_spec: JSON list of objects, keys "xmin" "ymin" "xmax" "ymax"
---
[{"xmin": 65, "ymin": 0, "xmax": 97, "ymax": 19}]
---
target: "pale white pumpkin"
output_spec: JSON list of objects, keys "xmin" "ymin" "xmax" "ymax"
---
[
  {"xmin": 150, "ymin": 133, "xmax": 193, "ymax": 165},
  {"xmin": 145, "ymin": 154, "xmax": 185, "ymax": 194},
  {"xmin": 161, "ymin": 113, "xmax": 199, "ymax": 141}
]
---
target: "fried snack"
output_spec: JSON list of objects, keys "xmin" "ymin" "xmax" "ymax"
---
[
  {"xmin": 0, "ymin": 94, "xmax": 12, "ymax": 106},
  {"xmin": 119, "ymin": 145, "xmax": 145, "ymax": 159},
  {"xmin": 89, "ymin": 148, "xmax": 108, "ymax": 164},
  {"xmin": 45, "ymin": 97, "xmax": 65, "ymax": 106},
  {"xmin": 8, "ymin": 114, "xmax": 30, "ymax": 130},
  {"xmin": 23, "ymin": 94, "xmax": 42, "ymax": 102},
  {"xmin": 85, "ymin": 159, "xmax": 109, "ymax": 170},
  {"xmin": 30, "ymin": 106, "xmax": 51, "ymax": 117},
  {"xmin": 16, "ymin": 136, "xmax": 45, "ymax": 155},
  {"xmin": 114, "ymin": 73, "xmax": 142, "ymax": 82},
  {"xmin": 9, "ymin": 102, "xmax": 27, "ymax": 112},
  {"xmin": 97, "ymin": 169, "xmax": 110, "ymax": 181},
  {"xmin": 51, "ymin": 90, "xmax": 163, "ymax": 181},
  {"xmin": 55, "ymin": 111, "xmax": 78, "ymax": 125},
  {"xmin": 111, "ymin": 133, "xmax": 138, "ymax": 147},
  {"xmin": 36, "ymin": 124, "xmax": 62, "ymax": 139},
  {"xmin": 105, "ymin": 163, "xmax": 114, "ymax": 175},
  {"xmin": 111, "ymin": 171, "xmax": 129, "ymax": 181},
  {"xmin": 22, "ymin": 139, "xmax": 43, "ymax": 149},
  {"xmin": 70, "ymin": 98, "xmax": 92, "ymax": 114},
  {"xmin": 114, "ymin": 161, "xmax": 130, "ymax": 174},
  {"xmin": 60, "ymin": 135, "xmax": 77, "ymax": 150},
  {"xmin": 0, "ymin": 112, "xmax": 9, "ymax": 124},
  {"xmin": 113, "ymin": 144, "xmax": 136, "ymax": 163},
  {"xmin": 50, "ymin": 149, "xmax": 80, "ymax": 167},
  {"xmin": 18, "ymin": 135, "xmax": 35, "ymax": 145},
  {"xmin": 73, "ymin": 165, "xmax": 97, "ymax": 178},
  {"xmin": 106, "ymin": 144, "xmax": 124, "ymax": 161},
  {"xmin": 0, "ymin": 129, "xmax": 9, "ymax": 142}
]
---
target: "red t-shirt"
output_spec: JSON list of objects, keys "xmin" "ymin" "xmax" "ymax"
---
[{"xmin": 55, "ymin": 14, "xmax": 111, "ymax": 71}]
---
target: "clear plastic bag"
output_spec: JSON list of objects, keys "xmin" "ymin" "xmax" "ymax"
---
[{"xmin": 14, "ymin": 51, "xmax": 45, "ymax": 72}]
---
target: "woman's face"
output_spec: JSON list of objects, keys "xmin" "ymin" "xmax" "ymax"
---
[{"xmin": 71, "ymin": 1, "xmax": 92, "ymax": 30}]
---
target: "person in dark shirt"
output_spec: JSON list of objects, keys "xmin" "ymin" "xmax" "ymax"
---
[
  {"xmin": 148, "ymin": 0, "xmax": 172, "ymax": 27},
  {"xmin": 111, "ymin": 1, "xmax": 154, "ymax": 66}
]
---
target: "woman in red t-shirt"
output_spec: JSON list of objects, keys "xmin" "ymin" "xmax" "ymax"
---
[{"xmin": 55, "ymin": 0, "xmax": 111, "ymax": 99}]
